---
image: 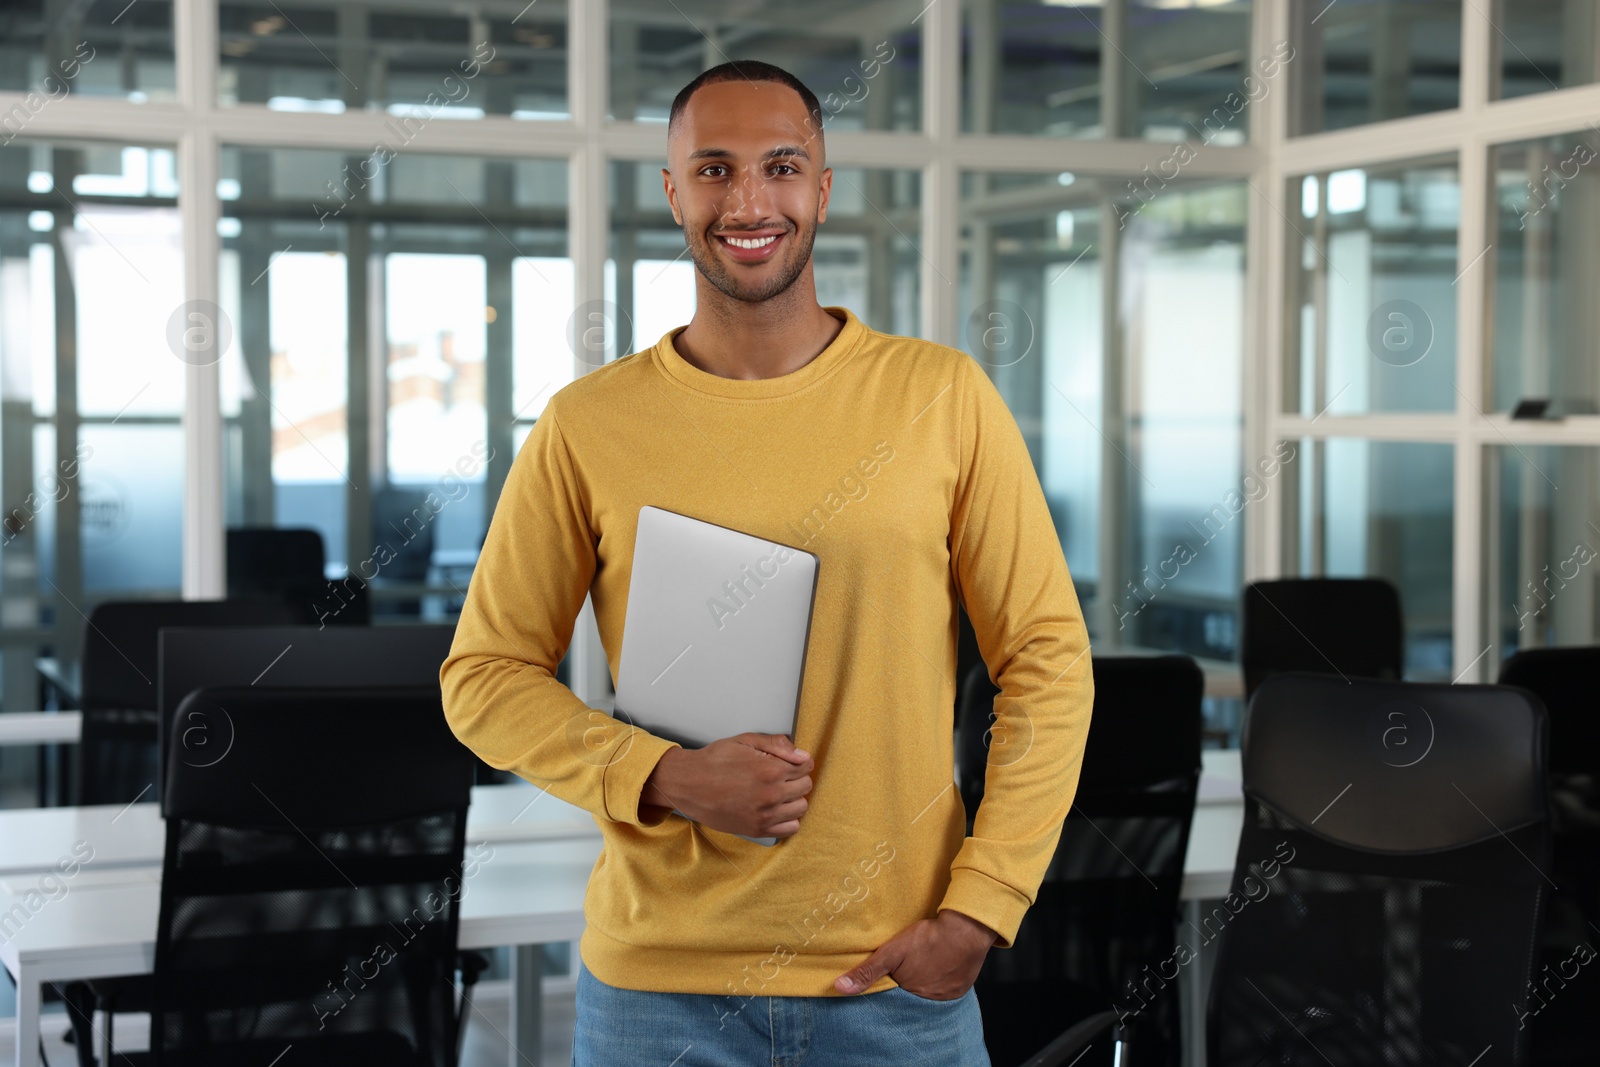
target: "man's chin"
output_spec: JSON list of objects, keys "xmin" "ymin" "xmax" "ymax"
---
[
  {"xmin": 727, "ymin": 280, "xmax": 795, "ymax": 303},
  {"xmin": 700, "ymin": 260, "xmax": 805, "ymax": 305}
]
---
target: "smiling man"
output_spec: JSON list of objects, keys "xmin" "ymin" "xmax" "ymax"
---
[{"xmin": 441, "ymin": 59, "xmax": 1093, "ymax": 1066}]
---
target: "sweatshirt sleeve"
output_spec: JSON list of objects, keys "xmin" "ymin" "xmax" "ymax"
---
[
  {"xmin": 440, "ymin": 401, "xmax": 679, "ymax": 828},
  {"xmin": 937, "ymin": 357, "xmax": 1094, "ymax": 949}
]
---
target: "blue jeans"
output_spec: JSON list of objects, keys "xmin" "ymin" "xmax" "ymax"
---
[{"xmin": 572, "ymin": 964, "xmax": 991, "ymax": 1067}]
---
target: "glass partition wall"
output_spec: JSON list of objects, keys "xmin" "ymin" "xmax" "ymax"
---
[
  {"xmin": 1271, "ymin": 1, "xmax": 1600, "ymax": 686},
  {"xmin": 217, "ymin": 146, "xmax": 571, "ymax": 621},
  {"xmin": 4, "ymin": 0, "xmax": 1600, "ymax": 755}
]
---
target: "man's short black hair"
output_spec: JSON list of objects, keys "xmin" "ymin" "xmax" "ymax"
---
[{"xmin": 667, "ymin": 60, "xmax": 825, "ymax": 140}]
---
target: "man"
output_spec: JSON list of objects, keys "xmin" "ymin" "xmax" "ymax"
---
[{"xmin": 441, "ymin": 59, "xmax": 1093, "ymax": 1066}]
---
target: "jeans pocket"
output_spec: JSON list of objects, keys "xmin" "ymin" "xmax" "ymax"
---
[{"xmin": 889, "ymin": 983, "xmax": 968, "ymax": 1006}]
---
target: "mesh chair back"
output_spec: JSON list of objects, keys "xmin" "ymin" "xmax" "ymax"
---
[
  {"xmin": 1497, "ymin": 647, "xmax": 1600, "ymax": 1065},
  {"xmin": 1240, "ymin": 578, "xmax": 1403, "ymax": 698},
  {"xmin": 75, "ymin": 600, "xmax": 299, "ymax": 806},
  {"xmin": 155, "ymin": 686, "xmax": 473, "ymax": 1065},
  {"xmin": 973, "ymin": 655, "xmax": 1203, "ymax": 1067},
  {"xmin": 1208, "ymin": 674, "xmax": 1550, "ymax": 1067}
]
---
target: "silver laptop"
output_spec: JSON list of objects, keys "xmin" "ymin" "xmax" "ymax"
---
[{"xmin": 614, "ymin": 506, "xmax": 819, "ymax": 843}]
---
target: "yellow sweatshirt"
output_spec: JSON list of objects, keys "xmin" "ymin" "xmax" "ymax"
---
[{"xmin": 440, "ymin": 305, "xmax": 1093, "ymax": 999}]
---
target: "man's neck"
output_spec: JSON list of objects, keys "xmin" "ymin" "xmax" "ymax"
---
[{"xmin": 674, "ymin": 277, "xmax": 844, "ymax": 381}]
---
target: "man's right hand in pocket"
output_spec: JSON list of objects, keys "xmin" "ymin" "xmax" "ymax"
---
[{"xmin": 641, "ymin": 733, "xmax": 814, "ymax": 839}]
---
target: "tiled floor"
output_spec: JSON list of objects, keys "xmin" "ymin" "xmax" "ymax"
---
[{"xmin": 0, "ymin": 981, "xmax": 576, "ymax": 1067}]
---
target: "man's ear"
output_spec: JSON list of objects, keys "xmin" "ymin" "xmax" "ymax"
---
[
  {"xmin": 817, "ymin": 166, "xmax": 832, "ymax": 225},
  {"xmin": 662, "ymin": 167, "xmax": 682, "ymax": 226}
]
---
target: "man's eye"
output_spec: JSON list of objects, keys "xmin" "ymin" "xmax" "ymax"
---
[{"xmin": 771, "ymin": 163, "xmax": 797, "ymax": 175}]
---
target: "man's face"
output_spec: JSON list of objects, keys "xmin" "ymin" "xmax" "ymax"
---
[{"xmin": 664, "ymin": 81, "xmax": 831, "ymax": 305}]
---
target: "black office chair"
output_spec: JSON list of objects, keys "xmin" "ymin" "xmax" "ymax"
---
[
  {"xmin": 72, "ymin": 600, "xmax": 299, "ymax": 807},
  {"xmin": 66, "ymin": 687, "xmax": 477, "ymax": 1066},
  {"xmin": 1239, "ymin": 578, "xmax": 1404, "ymax": 698},
  {"xmin": 225, "ymin": 526, "xmax": 323, "ymax": 596},
  {"xmin": 963, "ymin": 656, "xmax": 1203, "ymax": 1067},
  {"xmin": 1207, "ymin": 673, "xmax": 1550, "ymax": 1066},
  {"xmin": 1497, "ymin": 647, "xmax": 1600, "ymax": 1066},
  {"xmin": 153, "ymin": 624, "xmax": 480, "ymax": 798},
  {"xmin": 227, "ymin": 526, "xmax": 367, "ymax": 625},
  {"xmin": 371, "ymin": 486, "xmax": 438, "ymax": 619}
]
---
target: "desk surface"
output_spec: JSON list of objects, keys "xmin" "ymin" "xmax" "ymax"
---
[
  {"xmin": 0, "ymin": 808, "xmax": 1246, "ymax": 980},
  {"xmin": 0, "ymin": 758, "xmax": 1246, "ymax": 1067},
  {"xmin": 0, "ymin": 838, "xmax": 599, "ymax": 978},
  {"xmin": 0, "ymin": 712, "xmax": 82, "ymax": 747},
  {"xmin": 0, "ymin": 750, "xmax": 1245, "ymax": 886},
  {"xmin": 0, "ymin": 783, "xmax": 598, "ymax": 878}
]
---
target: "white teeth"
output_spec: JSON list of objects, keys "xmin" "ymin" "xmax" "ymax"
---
[{"xmin": 724, "ymin": 235, "xmax": 777, "ymax": 249}]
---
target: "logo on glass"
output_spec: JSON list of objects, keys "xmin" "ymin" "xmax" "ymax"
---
[
  {"xmin": 965, "ymin": 300, "xmax": 1035, "ymax": 369},
  {"xmin": 1365, "ymin": 299, "xmax": 1433, "ymax": 368}
]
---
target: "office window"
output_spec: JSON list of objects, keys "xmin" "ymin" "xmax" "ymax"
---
[
  {"xmin": 608, "ymin": 159, "xmax": 921, "ymax": 358},
  {"xmin": 0, "ymin": 2, "xmax": 175, "ymax": 105},
  {"xmin": 815, "ymin": 167, "xmax": 922, "ymax": 336},
  {"xmin": 1488, "ymin": 445, "xmax": 1600, "ymax": 660},
  {"xmin": 959, "ymin": 171, "xmax": 1248, "ymax": 664},
  {"xmin": 0, "ymin": 139, "xmax": 184, "ymax": 698},
  {"xmin": 218, "ymin": 0, "xmax": 569, "ymax": 118},
  {"xmin": 220, "ymin": 146, "xmax": 569, "ymax": 620},
  {"xmin": 607, "ymin": 160, "xmax": 692, "ymax": 362},
  {"xmin": 1496, "ymin": 0, "xmax": 1600, "ymax": 99},
  {"xmin": 959, "ymin": 171, "xmax": 1104, "ymax": 594},
  {"xmin": 1490, "ymin": 132, "xmax": 1600, "ymax": 414},
  {"xmin": 607, "ymin": 0, "xmax": 922, "ymax": 131},
  {"xmin": 1287, "ymin": 157, "xmax": 1459, "ymax": 416},
  {"xmin": 1289, "ymin": 0, "xmax": 1461, "ymax": 135},
  {"xmin": 962, "ymin": 0, "xmax": 1257, "ymax": 141},
  {"xmin": 72, "ymin": 427, "xmax": 185, "ymax": 594},
  {"xmin": 1290, "ymin": 438, "xmax": 1454, "ymax": 679}
]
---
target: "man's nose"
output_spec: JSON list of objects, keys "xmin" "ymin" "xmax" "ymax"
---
[{"xmin": 721, "ymin": 167, "xmax": 778, "ymax": 226}]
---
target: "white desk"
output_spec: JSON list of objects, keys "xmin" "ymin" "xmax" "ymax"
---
[
  {"xmin": 0, "ymin": 754, "xmax": 1247, "ymax": 1067},
  {"xmin": 0, "ymin": 783, "xmax": 597, "ymax": 878},
  {"xmin": 0, "ymin": 839, "xmax": 598, "ymax": 1067},
  {"xmin": 1186, "ymin": 748, "xmax": 1244, "ymax": 900},
  {"xmin": 0, "ymin": 754, "xmax": 1243, "ymax": 883},
  {"xmin": 0, "ymin": 784, "xmax": 599, "ymax": 1067},
  {"xmin": 0, "ymin": 713, "xmax": 81, "ymax": 748}
]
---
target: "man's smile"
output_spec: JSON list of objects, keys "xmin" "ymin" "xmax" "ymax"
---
[{"xmin": 715, "ymin": 230, "xmax": 786, "ymax": 262}]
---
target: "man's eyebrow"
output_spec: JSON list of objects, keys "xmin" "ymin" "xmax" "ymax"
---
[
  {"xmin": 685, "ymin": 145, "xmax": 813, "ymax": 162},
  {"xmin": 763, "ymin": 145, "xmax": 811, "ymax": 161}
]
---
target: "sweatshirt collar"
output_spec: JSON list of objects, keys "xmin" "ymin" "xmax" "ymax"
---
[{"xmin": 652, "ymin": 306, "xmax": 865, "ymax": 400}]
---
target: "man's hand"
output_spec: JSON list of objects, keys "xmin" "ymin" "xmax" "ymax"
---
[
  {"xmin": 641, "ymin": 733, "xmax": 813, "ymax": 839},
  {"xmin": 834, "ymin": 910, "xmax": 998, "ymax": 1000}
]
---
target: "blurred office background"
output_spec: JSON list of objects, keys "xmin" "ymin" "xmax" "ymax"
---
[{"xmin": 0, "ymin": 0, "xmax": 1598, "ymax": 772}]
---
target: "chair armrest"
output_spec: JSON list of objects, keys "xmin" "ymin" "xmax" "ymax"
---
[{"xmin": 1019, "ymin": 1009, "xmax": 1122, "ymax": 1067}]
